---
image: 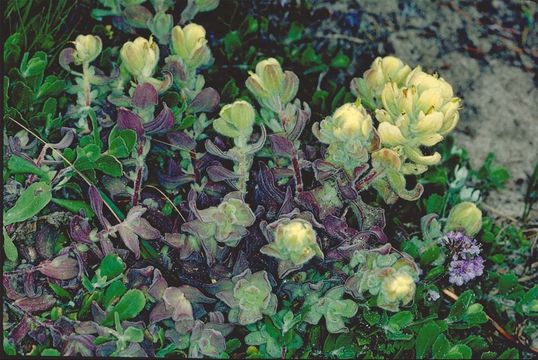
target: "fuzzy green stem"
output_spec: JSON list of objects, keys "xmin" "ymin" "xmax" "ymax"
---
[
  {"xmin": 235, "ymin": 148, "xmax": 252, "ymax": 195},
  {"xmin": 82, "ymin": 61, "xmax": 91, "ymax": 107}
]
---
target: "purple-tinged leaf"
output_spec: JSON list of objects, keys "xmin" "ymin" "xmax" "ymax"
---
[
  {"xmin": 246, "ymin": 125, "xmax": 267, "ymax": 154},
  {"xmin": 163, "ymin": 287, "xmax": 194, "ymax": 321},
  {"xmin": 270, "ymin": 135, "xmax": 294, "ymax": 157},
  {"xmin": 157, "ymin": 159, "xmax": 195, "ymax": 189},
  {"xmin": 296, "ymin": 191, "xmax": 321, "ymax": 219},
  {"xmin": 205, "ymin": 139, "xmax": 235, "ymax": 160},
  {"xmin": 367, "ymin": 226, "xmax": 388, "ymax": 243},
  {"xmin": 24, "ymin": 271, "xmax": 40, "ymax": 298},
  {"xmin": 352, "ymin": 164, "xmax": 369, "ymax": 182},
  {"xmin": 256, "ymin": 162, "xmax": 285, "ymax": 203},
  {"xmin": 206, "ymin": 164, "xmax": 240, "ymax": 182},
  {"xmin": 167, "ymin": 131, "xmax": 196, "ymax": 151},
  {"xmin": 117, "ymin": 108, "xmax": 144, "ymax": 138},
  {"xmin": 88, "ymin": 186, "xmax": 111, "ymax": 230},
  {"xmin": 312, "ymin": 159, "xmax": 340, "ymax": 181},
  {"xmin": 69, "ymin": 215, "xmax": 92, "ymax": 244},
  {"xmin": 277, "ymin": 186, "xmax": 295, "ymax": 218},
  {"xmin": 118, "ymin": 225, "xmax": 140, "ymax": 259},
  {"xmin": 124, "ymin": 206, "xmax": 161, "ymax": 239},
  {"xmin": 9, "ymin": 315, "xmax": 32, "ymax": 344},
  {"xmin": 49, "ymin": 128, "xmax": 75, "ymax": 149},
  {"xmin": 63, "ymin": 334, "xmax": 96, "ymax": 356},
  {"xmin": 177, "ymin": 285, "xmax": 215, "ymax": 304},
  {"xmin": 149, "ymin": 301, "xmax": 171, "ymax": 324},
  {"xmin": 118, "ymin": 206, "xmax": 160, "ymax": 258},
  {"xmin": 157, "ymin": 71, "xmax": 174, "ymax": 93},
  {"xmin": 164, "ymin": 58, "xmax": 187, "ymax": 82},
  {"xmin": 37, "ymin": 255, "xmax": 79, "ymax": 280},
  {"xmin": 98, "ymin": 232, "xmax": 115, "ymax": 257},
  {"xmin": 337, "ymin": 177, "xmax": 358, "ymax": 200},
  {"xmin": 3, "ymin": 276, "xmax": 25, "ymax": 300},
  {"xmin": 14, "ymin": 294, "xmax": 56, "ymax": 313},
  {"xmin": 189, "ymin": 87, "xmax": 220, "ymax": 113},
  {"xmin": 144, "ymin": 104, "xmax": 174, "ymax": 134},
  {"xmin": 122, "ymin": 4, "xmax": 152, "ymax": 28},
  {"xmin": 59, "ymin": 48, "xmax": 76, "ymax": 72},
  {"xmin": 132, "ymin": 83, "xmax": 158, "ymax": 109},
  {"xmin": 287, "ymin": 103, "xmax": 310, "ymax": 141},
  {"xmin": 352, "ymin": 196, "xmax": 386, "ymax": 230},
  {"xmin": 148, "ymin": 269, "xmax": 168, "ymax": 301},
  {"xmin": 323, "ymin": 215, "xmax": 361, "ymax": 242}
]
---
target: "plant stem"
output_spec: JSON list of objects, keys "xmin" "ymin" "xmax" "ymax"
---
[
  {"xmin": 132, "ymin": 140, "xmax": 146, "ymax": 207},
  {"xmin": 235, "ymin": 149, "xmax": 251, "ymax": 195},
  {"xmin": 291, "ymin": 149, "xmax": 303, "ymax": 192},
  {"xmin": 190, "ymin": 151, "xmax": 200, "ymax": 183}
]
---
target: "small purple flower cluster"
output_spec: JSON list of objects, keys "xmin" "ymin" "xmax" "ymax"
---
[{"xmin": 442, "ymin": 231, "xmax": 484, "ymax": 286}]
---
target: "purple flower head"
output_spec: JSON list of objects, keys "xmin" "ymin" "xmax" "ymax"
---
[
  {"xmin": 442, "ymin": 231, "xmax": 481, "ymax": 259},
  {"xmin": 448, "ymin": 256, "xmax": 484, "ymax": 286},
  {"xmin": 442, "ymin": 231, "xmax": 484, "ymax": 286}
]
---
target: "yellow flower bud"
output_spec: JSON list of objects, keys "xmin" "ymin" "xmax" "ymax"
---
[
  {"xmin": 331, "ymin": 103, "xmax": 372, "ymax": 141},
  {"xmin": 377, "ymin": 122, "xmax": 405, "ymax": 146},
  {"xmin": 364, "ymin": 56, "xmax": 412, "ymax": 96},
  {"xmin": 120, "ymin": 37, "xmax": 159, "ymax": 79},
  {"xmin": 371, "ymin": 148, "xmax": 402, "ymax": 170},
  {"xmin": 171, "ymin": 24, "xmax": 211, "ymax": 68},
  {"xmin": 445, "ymin": 202, "xmax": 483, "ymax": 236},
  {"xmin": 269, "ymin": 219, "xmax": 322, "ymax": 266},
  {"xmin": 73, "ymin": 34, "xmax": 102, "ymax": 64},
  {"xmin": 213, "ymin": 100, "xmax": 255, "ymax": 140},
  {"xmin": 382, "ymin": 271, "xmax": 415, "ymax": 304}
]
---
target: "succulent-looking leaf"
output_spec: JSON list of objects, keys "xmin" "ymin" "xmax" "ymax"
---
[{"xmin": 4, "ymin": 181, "xmax": 52, "ymax": 225}]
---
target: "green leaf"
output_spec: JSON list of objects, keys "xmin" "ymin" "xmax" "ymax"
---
[
  {"xmin": 97, "ymin": 254, "xmax": 126, "ymax": 280},
  {"xmin": 481, "ymin": 351, "xmax": 498, "ymax": 359},
  {"xmin": 498, "ymin": 348, "xmax": 519, "ymax": 359},
  {"xmin": 446, "ymin": 344, "xmax": 472, "ymax": 359},
  {"xmin": 41, "ymin": 348, "xmax": 61, "ymax": 356},
  {"xmin": 52, "ymin": 198, "xmax": 95, "ymax": 218},
  {"xmin": 81, "ymin": 144, "xmax": 102, "ymax": 161},
  {"xmin": 102, "ymin": 289, "xmax": 146, "ymax": 326},
  {"xmin": 224, "ymin": 31, "xmax": 241, "ymax": 56},
  {"xmin": 286, "ymin": 22, "xmax": 303, "ymax": 43},
  {"xmin": 448, "ymin": 290, "xmax": 474, "ymax": 323},
  {"xmin": 3, "ymin": 228, "xmax": 18, "ymax": 262},
  {"xmin": 425, "ymin": 265, "xmax": 445, "ymax": 281},
  {"xmin": 420, "ymin": 244, "xmax": 441, "ymax": 265},
  {"xmin": 95, "ymin": 155, "xmax": 123, "ymax": 177},
  {"xmin": 48, "ymin": 282, "xmax": 72, "ymax": 299},
  {"xmin": 225, "ymin": 338, "xmax": 242, "ymax": 354},
  {"xmin": 36, "ymin": 75, "xmax": 64, "ymax": 99},
  {"xmin": 463, "ymin": 335, "xmax": 488, "ymax": 351},
  {"xmin": 123, "ymin": 327, "xmax": 144, "ymax": 343},
  {"xmin": 363, "ymin": 309, "xmax": 381, "ymax": 326},
  {"xmin": 11, "ymin": 81, "xmax": 34, "ymax": 110},
  {"xmin": 387, "ymin": 311, "xmax": 413, "ymax": 333},
  {"xmin": 425, "ymin": 193, "xmax": 446, "ymax": 214},
  {"xmin": 416, "ymin": 321, "xmax": 444, "ymax": 358},
  {"xmin": 103, "ymin": 280, "xmax": 127, "ymax": 309},
  {"xmin": 331, "ymin": 51, "xmax": 350, "ymax": 68},
  {"xmin": 108, "ymin": 137, "xmax": 130, "ymax": 158},
  {"xmin": 108, "ymin": 127, "xmax": 136, "ymax": 158},
  {"xmin": 432, "ymin": 334, "xmax": 451, "ymax": 359},
  {"xmin": 8, "ymin": 155, "xmax": 50, "ymax": 180},
  {"xmin": 4, "ymin": 181, "xmax": 52, "ymax": 225},
  {"xmin": 515, "ymin": 285, "xmax": 538, "ymax": 316},
  {"xmin": 245, "ymin": 331, "xmax": 266, "ymax": 345}
]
